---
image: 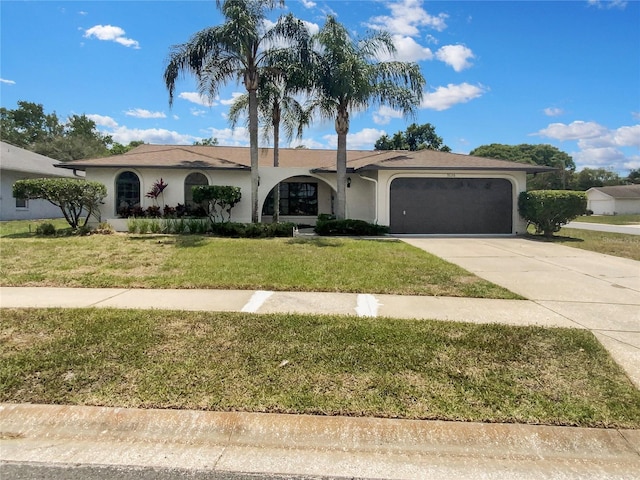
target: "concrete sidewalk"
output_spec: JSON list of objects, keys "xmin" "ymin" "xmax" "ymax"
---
[{"xmin": 2, "ymin": 403, "xmax": 639, "ymax": 479}]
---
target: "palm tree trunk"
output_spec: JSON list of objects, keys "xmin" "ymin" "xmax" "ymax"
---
[
  {"xmin": 335, "ymin": 110, "xmax": 349, "ymax": 220},
  {"xmin": 273, "ymin": 120, "xmax": 280, "ymax": 224},
  {"xmin": 248, "ymin": 88, "xmax": 260, "ymax": 223}
]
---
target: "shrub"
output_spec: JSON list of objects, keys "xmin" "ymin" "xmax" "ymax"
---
[
  {"xmin": 192, "ymin": 185, "xmax": 242, "ymax": 223},
  {"xmin": 518, "ymin": 190, "xmax": 587, "ymax": 237},
  {"xmin": 35, "ymin": 222, "xmax": 56, "ymax": 236},
  {"xmin": 94, "ymin": 222, "xmax": 115, "ymax": 235},
  {"xmin": 13, "ymin": 178, "xmax": 106, "ymax": 229},
  {"xmin": 146, "ymin": 205, "xmax": 162, "ymax": 218},
  {"xmin": 208, "ymin": 221, "xmax": 296, "ymax": 238},
  {"xmin": 314, "ymin": 218, "xmax": 390, "ymax": 236}
]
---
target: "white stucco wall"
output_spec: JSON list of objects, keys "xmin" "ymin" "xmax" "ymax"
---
[
  {"xmin": 374, "ymin": 170, "xmax": 529, "ymax": 234},
  {"xmin": 0, "ymin": 170, "xmax": 70, "ymax": 221},
  {"xmin": 587, "ymin": 190, "xmax": 640, "ymax": 215}
]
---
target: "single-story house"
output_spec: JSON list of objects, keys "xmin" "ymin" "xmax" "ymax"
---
[
  {"xmin": 0, "ymin": 141, "xmax": 85, "ymax": 221},
  {"xmin": 586, "ymin": 185, "xmax": 640, "ymax": 215},
  {"xmin": 57, "ymin": 144, "xmax": 554, "ymax": 235}
]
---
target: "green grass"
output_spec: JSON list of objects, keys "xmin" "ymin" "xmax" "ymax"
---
[
  {"xmin": 526, "ymin": 226, "xmax": 640, "ymax": 261},
  {"xmin": 2, "ymin": 308, "xmax": 638, "ymax": 428},
  {"xmin": 0, "ymin": 218, "xmax": 71, "ymax": 237},
  {"xmin": 576, "ymin": 214, "xmax": 640, "ymax": 225},
  {"xmin": 0, "ymin": 226, "xmax": 519, "ymax": 298}
]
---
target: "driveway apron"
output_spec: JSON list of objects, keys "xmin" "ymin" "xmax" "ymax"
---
[{"xmin": 400, "ymin": 237, "xmax": 640, "ymax": 388}]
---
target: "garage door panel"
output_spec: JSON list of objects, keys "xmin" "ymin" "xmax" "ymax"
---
[{"xmin": 390, "ymin": 178, "xmax": 512, "ymax": 234}]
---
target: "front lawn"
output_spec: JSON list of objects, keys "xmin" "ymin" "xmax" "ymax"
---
[
  {"xmin": 527, "ymin": 227, "xmax": 640, "ymax": 261},
  {"xmin": 2, "ymin": 308, "xmax": 638, "ymax": 428},
  {"xmin": 575, "ymin": 214, "xmax": 640, "ymax": 225},
  {"xmin": 0, "ymin": 225, "xmax": 519, "ymax": 298}
]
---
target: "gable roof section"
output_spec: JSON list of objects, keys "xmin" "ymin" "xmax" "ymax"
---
[
  {"xmin": 1, "ymin": 141, "xmax": 81, "ymax": 177},
  {"xmin": 587, "ymin": 185, "xmax": 640, "ymax": 199},
  {"xmin": 57, "ymin": 144, "xmax": 556, "ymax": 174}
]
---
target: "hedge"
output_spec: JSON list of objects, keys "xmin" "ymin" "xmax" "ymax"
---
[{"xmin": 518, "ymin": 190, "xmax": 587, "ymax": 237}]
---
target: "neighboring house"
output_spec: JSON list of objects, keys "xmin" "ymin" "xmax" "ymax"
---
[
  {"xmin": 58, "ymin": 144, "xmax": 553, "ymax": 235},
  {"xmin": 0, "ymin": 141, "xmax": 84, "ymax": 221},
  {"xmin": 586, "ymin": 185, "xmax": 640, "ymax": 215}
]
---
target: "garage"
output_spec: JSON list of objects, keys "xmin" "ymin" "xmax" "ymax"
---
[{"xmin": 389, "ymin": 177, "xmax": 513, "ymax": 234}]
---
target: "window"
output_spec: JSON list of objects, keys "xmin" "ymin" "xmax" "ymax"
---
[
  {"xmin": 116, "ymin": 171, "xmax": 140, "ymax": 212},
  {"xmin": 184, "ymin": 172, "xmax": 209, "ymax": 208},
  {"xmin": 15, "ymin": 197, "xmax": 28, "ymax": 209},
  {"xmin": 263, "ymin": 182, "xmax": 318, "ymax": 216}
]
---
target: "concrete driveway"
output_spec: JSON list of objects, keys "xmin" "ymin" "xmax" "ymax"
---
[{"xmin": 401, "ymin": 237, "xmax": 640, "ymax": 388}]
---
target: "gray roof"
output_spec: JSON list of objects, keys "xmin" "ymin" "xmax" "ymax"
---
[
  {"xmin": 1, "ymin": 142, "xmax": 82, "ymax": 177},
  {"xmin": 588, "ymin": 185, "xmax": 640, "ymax": 199},
  {"xmin": 58, "ymin": 144, "xmax": 556, "ymax": 174}
]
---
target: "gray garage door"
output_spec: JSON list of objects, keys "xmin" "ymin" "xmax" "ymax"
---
[{"xmin": 390, "ymin": 178, "xmax": 513, "ymax": 234}]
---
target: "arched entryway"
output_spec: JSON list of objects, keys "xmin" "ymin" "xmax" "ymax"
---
[{"xmin": 261, "ymin": 175, "xmax": 334, "ymax": 223}]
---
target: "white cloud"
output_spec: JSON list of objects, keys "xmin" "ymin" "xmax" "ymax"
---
[
  {"xmin": 572, "ymin": 147, "xmax": 626, "ymax": 169},
  {"xmin": 78, "ymin": 11, "xmax": 88, "ymax": 16},
  {"xmin": 178, "ymin": 92, "xmax": 217, "ymax": 107},
  {"xmin": 190, "ymin": 108, "xmax": 207, "ymax": 117},
  {"xmin": 87, "ymin": 114, "xmax": 119, "ymax": 128},
  {"xmin": 84, "ymin": 25, "xmax": 140, "ymax": 49},
  {"xmin": 544, "ymin": 107, "xmax": 564, "ymax": 117},
  {"xmin": 110, "ymin": 126, "xmax": 195, "ymax": 145},
  {"xmin": 535, "ymin": 121, "xmax": 609, "ymax": 141},
  {"xmin": 220, "ymin": 92, "xmax": 245, "ymax": 106},
  {"xmin": 435, "ymin": 45, "xmax": 475, "ymax": 72},
  {"xmin": 623, "ymin": 155, "xmax": 640, "ymax": 170},
  {"xmin": 207, "ymin": 127, "xmax": 250, "ymax": 146},
  {"xmin": 0, "ymin": 78, "xmax": 16, "ymax": 85},
  {"xmin": 125, "ymin": 108, "xmax": 166, "ymax": 119},
  {"xmin": 373, "ymin": 106, "xmax": 404, "ymax": 125},
  {"xmin": 323, "ymin": 128, "xmax": 387, "ymax": 149},
  {"xmin": 289, "ymin": 137, "xmax": 325, "ymax": 149},
  {"xmin": 420, "ymin": 83, "xmax": 486, "ymax": 111},
  {"xmin": 367, "ymin": 0, "xmax": 448, "ymax": 36},
  {"xmin": 614, "ymin": 125, "xmax": 640, "ymax": 148},
  {"xmin": 381, "ymin": 35, "xmax": 433, "ymax": 62},
  {"xmin": 587, "ymin": 0, "xmax": 627, "ymax": 9},
  {"xmin": 301, "ymin": 0, "xmax": 316, "ymax": 8}
]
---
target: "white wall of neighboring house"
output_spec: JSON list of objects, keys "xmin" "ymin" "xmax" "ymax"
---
[
  {"xmin": 586, "ymin": 189, "xmax": 640, "ymax": 215},
  {"xmin": 0, "ymin": 142, "xmax": 83, "ymax": 221}
]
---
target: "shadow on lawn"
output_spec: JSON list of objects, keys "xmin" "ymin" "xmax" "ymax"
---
[
  {"xmin": 287, "ymin": 237, "xmax": 345, "ymax": 248},
  {"xmin": 523, "ymin": 233, "xmax": 584, "ymax": 244}
]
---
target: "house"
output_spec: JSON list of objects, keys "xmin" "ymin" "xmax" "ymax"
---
[
  {"xmin": 0, "ymin": 141, "xmax": 85, "ymax": 221},
  {"xmin": 586, "ymin": 185, "xmax": 640, "ymax": 215},
  {"xmin": 57, "ymin": 144, "xmax": 554, "ymax": 235}
]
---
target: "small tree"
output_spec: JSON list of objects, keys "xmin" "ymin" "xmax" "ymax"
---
[
  {"xmin": 13, "ymin": 178, "xmax": 107, "ymax": 229},
  {"xmin": 518, "ymin": 190, "xmax": 586, "ymax": 237},
  {"xmin": 192, "ymin": 185, "xmax": 242, "ymax": 223}
]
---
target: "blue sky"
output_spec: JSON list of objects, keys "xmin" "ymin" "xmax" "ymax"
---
[{"xmin": 1, "ymin": 0, "xmax": 638, "ymax": 173}]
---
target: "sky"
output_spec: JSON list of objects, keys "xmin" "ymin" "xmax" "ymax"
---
[{"xmin": 1, "ymin": 0, "xmax": 639, "ymax": 174}]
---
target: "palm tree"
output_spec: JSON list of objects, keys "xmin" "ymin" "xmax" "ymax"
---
[
  {"xmin": 305, "ymin": 16, "xmax": 425, "ymax": 219},
  {"xmin": 228, "ymin": 74, "xmax": 311, "ymax": 222},
  {"xmin": 164, "ymin": 0, "xmax": 304, "ymax": 223}
]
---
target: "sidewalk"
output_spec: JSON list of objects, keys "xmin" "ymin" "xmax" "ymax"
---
[{"xmin": 2, "ymin": 403, "xmax": 639, "ymax": 479}]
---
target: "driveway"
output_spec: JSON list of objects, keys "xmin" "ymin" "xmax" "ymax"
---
[{"xmin": 401, "ymin": 237, "xmax": 640, "ymax": 388}]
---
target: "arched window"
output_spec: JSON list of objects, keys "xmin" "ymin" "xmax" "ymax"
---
[
  {"xmin": 184, "ymin": 172, "xmax": 209, "ymax": 208},
  {"xmin": 116, "ymin": 171, "xmax": 140, "ymax": 214}
]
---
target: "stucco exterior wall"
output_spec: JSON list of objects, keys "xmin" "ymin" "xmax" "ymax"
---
[
  {"xmin": 0, "ymin": 169, "xmax": 69, "ymax": 221},
  {"xmin": 587, "ymin": 190, "xmax": 640, "ymax": 215}
]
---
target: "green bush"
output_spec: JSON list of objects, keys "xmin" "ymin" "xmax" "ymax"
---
[
  {"xmin": 209, "ymin": 222, "xmax": 296, "ymax": 238},
  {"xmin": 314, "ymin": 218, "xmax": 390, "ymax": 236},
  {"xmin": 35, "ymin": 222, "xmax": 56, "ymax": 236},
  {"xmin": 13, "ymin": 178, "xmax": 106, "ymax": 229},
  {"xmin": 518, "ymin": 190, "xmax": 587, "ymax": 237}
]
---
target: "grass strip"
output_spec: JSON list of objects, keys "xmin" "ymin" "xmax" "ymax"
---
[
  {"xmin": 526, "ymin": 228, "xmax": 640, "ymax": 261},
  {"xmin": 575, "ymin": 214, "xmax": 640, "ymax": 225},
  {"xmin": 2, "ymin": 308, "xmax": 639, "ymax": 428}
]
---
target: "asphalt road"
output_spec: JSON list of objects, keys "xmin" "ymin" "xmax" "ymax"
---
[
  {"xmin": 0, "ymin": 463, "xmax": 344, "ymax": 480},
  {"xmin": 564, "ymin": 221, "xmax": 640, "ymax": 235}
]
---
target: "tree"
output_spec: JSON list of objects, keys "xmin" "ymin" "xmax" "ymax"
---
[
  {"xmin": 470, "ymin": 143, "xmax": 575, "ymax": 190},
  {"xmin": 1, "ymin": 101, "xmax": 113, "ymax": 160},
  {"xmin": 110, "ymin": 140, "xmax": 145, "ymax": 155},
  {"xmin": 12, "ymin": 178, "xmax": 107, "ymax": 229},
  {"xmin": 164, "ymin": 0, "xmax": 307, "ymax": 223},
  {"xmin": 626, "ymin": 168, "xmax": 640, "ymax": 184},
  {"xmin": 573, "ymin": 168, "xmax": 624, "ymax": 190},
  {"xmin": 303, "ymin": 16, "xmax": 424, "ymax": 219},
  {"xmin": 192, "ymin": 137, "xmax": 219, "ymax": 146},
  {"xmin": 228, "ymin": 53, "xmax": 311, "ymax": 222},
  {"xmin": 0, "ymin": 101, "xmax": 62, "ymax": 148},
  {"xmin": 374, "ymin": 123, "xmax": 450, "ymax": 152}
]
